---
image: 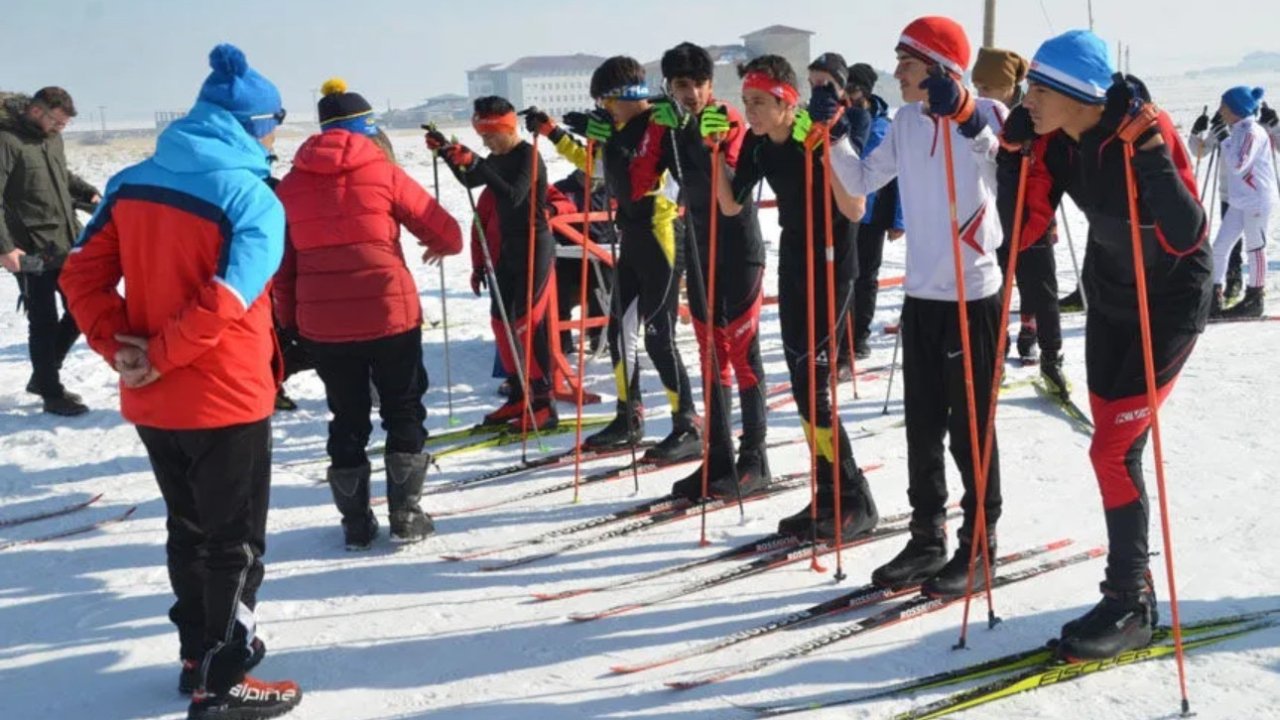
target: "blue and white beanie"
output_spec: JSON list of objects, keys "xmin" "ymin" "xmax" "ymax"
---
[
  {"xmin": 197, "ymin": 43, "xmax": 284, "ymax": 138},
  {"xmin": 1026, "ymin": 30, "xmax": 1113, "ymax": 105},
  {"xmin": 1222, "ymin": 86, "xmax": 1264, "ymax": 118}
]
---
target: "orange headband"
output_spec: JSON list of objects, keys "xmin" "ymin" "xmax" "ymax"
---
[
  {"xmin": 472, "ymin": 112, "xmax": 518, "ymax": 135},
  {"xmin": 742, "ymin": 72, "xmax": 800, "ymax": 107}
]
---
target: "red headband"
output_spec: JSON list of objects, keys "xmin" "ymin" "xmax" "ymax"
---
[
  {"xmin": 742, "ymin": 72, "xmax": 800, "ymax": 107},
  {"xmin": 472, "ymin": 112, "xmax": 518, "ymax": 135}
]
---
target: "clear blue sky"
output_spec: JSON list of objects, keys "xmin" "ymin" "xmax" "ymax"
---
[{"xmin": 3, "ymin": 0, "xmax": 1274, "ymax": 122}]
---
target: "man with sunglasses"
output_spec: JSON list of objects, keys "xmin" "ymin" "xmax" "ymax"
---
[
  {"xmin": 0, "ymin": 86, "xmax": 99, "ymax": 416},
  {"xmin": 60, "ymin": 44, "xmax": 301, "ymax": 719}
]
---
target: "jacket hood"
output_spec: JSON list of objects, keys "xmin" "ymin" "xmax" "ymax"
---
[
  {"xmin": 0, "ymin": 93, "xmax": 42, "ymax": 138},
  {"xmin": 868, "ymin": 93, "xmax": 890, "ymax": 119},
  {"xmin": 151, "ymin": 101, "xmax": 271, "ymax": 177},
  {"xmin": 289, "ymin": 129, "xmax": 387, "ymax": 175}
]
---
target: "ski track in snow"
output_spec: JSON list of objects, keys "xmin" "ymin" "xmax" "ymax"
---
[{"xmin": 3, "ymin": 75, "xmax": 1280, "ymax": 719}]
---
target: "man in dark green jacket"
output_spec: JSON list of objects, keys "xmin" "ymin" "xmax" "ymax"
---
[{"xmin": 0, "ymin": 87, "xmax": 99, "ymax": 415}]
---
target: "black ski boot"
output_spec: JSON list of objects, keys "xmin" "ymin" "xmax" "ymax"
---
[
  {"xmin": 670, "ymin": 451, "xmax": 735, "ymax": 501},
  {"xmin": 181, "ymin": 638, "xmax": 266, "ymax": 695},
  {"xmin": 1209, "ymin": 283, "xmax": 1225, "ymax": 318},
  {"xmin": 643, "ymin": 412, "xmax": 702, "ymax": 463},
  {"xmin": 777, "ymin": 464, "xmax": 877, "ymax": 542},
  {"xmin": 583, "ymin": 401, "xmax": 644, "ymax": 450},
  {"xmin": 871, "ymin": 523, "xmax": 948, "ymax": 590},
  {"xmin": 326, "ymin": 464, "xmax": 378, "ymax": 551},
  {"xmin": 386, "ymin": 452, "xmax": 434, "ymax": 544},
  {"xmin": 921, "ymin": 526, "xmax": 997, "ymax": 599},
  {"xmin": 1016, "ymin": 325, "xmax": 1039, "ymax": 365},
  {"xmin": 1039, "ymin": 351, "xmax": 1070, "ymax": 399},
  {"xmin": 733, "ymin": 441, "xmax": 773, "ymax": 494},
  {"xmin": 1057, "ymin": 578, "xmax": 1158, "ymax": 660},
  {"xmin": 1225, "ymin": 266, "xmax": 1243, "ymax": 303},
  {"xmin": 853, "ymin": 334, "xmax": 872, "ymax": 360},
  {"xmin": 1221, "ymin": 286, "xmax": 1265, "ymax": 319},
  {"xmin": 187, "ymin": 675, "xmax": 302, "ymax": 719}
]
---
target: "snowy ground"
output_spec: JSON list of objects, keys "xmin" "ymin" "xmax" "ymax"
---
[{"xmin": 3, "ymin": 81, "xmax": 1280, "ymax": 719}]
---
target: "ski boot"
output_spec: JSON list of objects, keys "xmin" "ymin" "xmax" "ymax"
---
[
  {"xmin": 1057, "ymin": 577, "xmax": 1158, "ymax": 660},
  {"xmin": 643, "ymin": 411, "xmax": 702, "ymax": 463},
  {"xmin": 921, "ymin": 525, "xmax": 998, "ymax": 599},
  {"xmin": 583, "ymin": 400, "xmax": 644, "ymax": 450},
  {"xmin": 777, "ymin": 463, "xmax": 878, "ymax": 542},
  {"xmin": 1016, "ymin": 324, "xmax": 1039, "ymax": 366},
  {"xmin": 326, "ymin": 463, "xmax": 379, "ymax": 551},
  {"xmin": 1039, "ymin": 351, "xmax": 1070, "ymax": 399},
  {"xmin": 1221, "ymin": 286, "xmax": 1265, "ymax": 319},
  {"xmin": 871, "ymin": 521, "xmax": 948, "ymax": 590},
  {"xmin": 187, "ymin": 675, "xmax": 302, "ymax": 719},
  {"xmin": 386, "ymin": 452, "xmax": 435, "ymax": 543},
  {"xmin": 180, "ymin": 637, "xmax": 267, "ymax": 695}
]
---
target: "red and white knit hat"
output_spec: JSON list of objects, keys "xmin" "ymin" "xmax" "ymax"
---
[{"xmin": 896, "ymin": 16, "xmax": 972, "ymax": 77}]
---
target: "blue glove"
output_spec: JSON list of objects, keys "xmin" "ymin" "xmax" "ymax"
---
[
  {"xmin": 808, "ymin": 83, "xmax": 842, "ymax": 124},
  {"xmin": 921, "ymin": 66, "xmax": 982, "ymax": 139}
]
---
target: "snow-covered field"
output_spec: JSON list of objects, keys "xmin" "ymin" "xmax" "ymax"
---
[{"xmin": 2, "ymin": 75, "xmax": 1280, "ymax": 719}]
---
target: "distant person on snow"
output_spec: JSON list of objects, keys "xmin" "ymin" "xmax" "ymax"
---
[
  {"xmin": 1188, "ymin": 107, "xmax": 1245, "ymax": 302},
  {"xmin": 275, "ymin": 78, "xmax": 461, "ymax": 551},
  {"xmin": 973, "ymin": 46, "xmax": 1069, "ymax": 393},
  {"xmin": 1206, "ymin": 86, "xmax": 1274, "ymax": 318},
  {"xmin": 999, "ymin": 29, "xmax": 1210, "ymax": 659},
  {"xmin": 428, "ymin": 95, "xmax": 558, "ymax": 432},
  {"xmin": 0, "ymin": 86, "xmax": 100, "ymax": 416},
  {"xmin": 59, "ymin": 44, "xmax": 302, "ymax": 719}
]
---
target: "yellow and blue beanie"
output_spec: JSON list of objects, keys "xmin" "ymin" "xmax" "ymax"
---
[
  {"xmin": 1027, "ymin": 30, "xmax": 1113, "ymax": 105},
  {"xmin": 318, "ymin": 78, "xmax": 378, "ymax": 136},
  {"xmin": 1222, "ymin": 86, "xmax": 1265, "ymax": 118}
]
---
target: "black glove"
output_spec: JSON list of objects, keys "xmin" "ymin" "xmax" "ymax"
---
[
  {"xmin": 424, "ymin": 127, "xmax": 449, "ymax": 151},
  {"xmin": 521, "ymin": 107, "xmax": 555, "ymax": 136},
  {"xmin": 1099, "ymin": 73, "xmax": 1152, "ymax": 134},
  {"xmin": 844, "ymin": 105, "xmax": 872, "ymax": 151},
  {"xmin": 1261, "ymin": 102, "xmax": 1278, "ymax": 129},
  {"xmin": 1002, "ymin": 105, "xmax": 1038, "ymax": 146},
  {"xmin": 1211, "ymin": 111, "xmax": 1228, "ymax": 143},
  {"xmin": 807, "ymin": 83, "xmax": 842, "ymax": 124},
  {"xmin": 1190, "ymin": 109, "xmax": 1210, "ymax": 135},
  {"xmin": 563, "ymin": 109, "xmax": 614, "ymax": 142}
]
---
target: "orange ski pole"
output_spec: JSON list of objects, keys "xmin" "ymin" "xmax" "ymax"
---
[
  {"xmin": 1123, "ymin": 140, "xmax": 1191, "ymax": 714},
  {"xmin": 696, "ymin": 143, "xmax": 724, "ymax": 546},
  {"xmin": 820, "ymin": 124, "xmax": 847, "ymax": 582},
  {"xmin": 938, "ymin": 118, "xmax": 997, "ymax": 651},
  {"xmin": 570, "ymin": 140, "xmax": 596, "ymax": 503}
]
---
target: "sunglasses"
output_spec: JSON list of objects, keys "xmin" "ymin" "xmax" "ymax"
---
[{"xmin": 251, "ymin": 108, "xmax": 288, "ymax": 124}]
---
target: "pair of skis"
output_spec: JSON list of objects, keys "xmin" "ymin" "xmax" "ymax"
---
[
  {"xmin": 0, "ymin": 495, "xmax": 137, "ymax": 552},
  {"xmin": 740, "ymin": 609, "xmax": 1279, "ymax": 717}
]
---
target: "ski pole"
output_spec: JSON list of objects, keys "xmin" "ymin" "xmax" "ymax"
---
[
  {"xmin": 1058, "ymin": 202, "xmax": 1087, "ymax": 312},
  {"xmin": 845, "ymin": 297, "xmax": 860, "ymax": 400},
  {"xmin": 1123, "ymin": 139, "xmax": 1192, "ymax": 715},
  {"xmin": 881, "ymin": 313, "xmax": 901, "ymax": 415},
  {"xmin": 802, "ymin": 135, "xmax": 826, "ymax": 574},
  {"xmin": 958, "ymin": 148, "xmax": 1031, "ymax": 646},
  {"xmin": 666, "ymin": 120, "xmax": 747, "ymax": 534},
  {"xmin": 464, "ymin": 184, "xmax": 546, "ymax": 454},
  {"xmin": 518, "ymin": 135, "xmax": 543, "ymax": 457},
  {"xmin": 1206, "ymin": 145, "xmax": 1220, "ymax": 241},
  {"xmin": 429, "ymin": 141, "xmax": 458, "ymax": 426},
  {"xmin": 1198, "ymin": 143, "xmax": 1218, "ymax": 204},
  {"xmin": 820, "ymin": 122, "xmax": 847, "ymax": 583},
  {"xmin": 1193, "ymin": 105, "xmax": 1207, "ymax": 189},
  {"xmin": 570, "ymin": 140, "xmax": 597, "ymax": 504},
  {"xmin": 939, "ymin": 117, "xmax": 997, "ymax": 646}
]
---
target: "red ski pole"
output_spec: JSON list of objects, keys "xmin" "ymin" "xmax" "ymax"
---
[
  {"xmin": 938, "ymin": 118, "xmax": 997, "ymax": 651},
  {"xmin": 957, "ymin": 147, "xmax": 1030, "ymax": 645},
  {"xmin": 1123, "ymin": 140, "xmax": 1192, "ymax": 714},
  {"xmin": 570, "ymin": 140, "xmax": 596, "ymax": 503},
  {"xmin": 820, "ymin": 124, "xmax": 847, "ymax": 582},
  {"xmin": 697, "ymin": 143, "xmax": 723, "ymax": 546},
  {"xmin": 519, "ymin": 136, "xmax": 543, "ymax": 459},
  {"xmin": 803, "ymin": 134, "xmax": 826, "ymax": 574}
]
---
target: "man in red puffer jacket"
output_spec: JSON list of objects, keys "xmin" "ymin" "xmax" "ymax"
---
[{"xmin": 275, "ymin": 78, "xmax": 461, "ymax": 550}]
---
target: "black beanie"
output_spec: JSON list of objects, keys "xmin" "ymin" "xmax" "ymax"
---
[
  {"xmin": 317, "ymin": 77, "xmax": 376, "ymax": 134},
  {"xmin": 847, "ymin": 63, "xmax": 878, "ymax": 96},
  {"xmin": 808, "ymin": 52, "xmax": 849, "ymax": 88}
]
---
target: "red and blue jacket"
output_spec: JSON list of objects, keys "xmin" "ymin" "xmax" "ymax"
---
[{"xmin": 60, "ymin": 101, "xmax": 285, "ymax": 429}]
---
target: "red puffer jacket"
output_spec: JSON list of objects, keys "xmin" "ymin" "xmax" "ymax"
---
[{"xmin": 274, "ymin": 130, "xmax": 461, "ymax": 343}]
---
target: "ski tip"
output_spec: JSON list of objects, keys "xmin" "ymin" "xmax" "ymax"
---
[
  {"xmin": 608, "ymin": 664, "xmax": 639, "ymax": 675},
  {"xmin": 566, "ymin": 613, "xmax": 599, "ymax": 623},
  {"xmin": 1045, "ymin": 538, "xmax": 1075, "ymax": 551},
  {"xmin": 439, "ymin": 555, "xmax": 465, "ymax": 562}
]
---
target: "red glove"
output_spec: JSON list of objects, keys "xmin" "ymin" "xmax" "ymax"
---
[
  {"xmin": 1116, "ymin": 102, "xmax": 1162, "ymax": 146},
  {"xmin": 470, "ymin": 268, "xmax": 486, "ymax": 297},
  {"xmin": 444, "ymin": 143, "xmax": 475, "ymax": 169}
]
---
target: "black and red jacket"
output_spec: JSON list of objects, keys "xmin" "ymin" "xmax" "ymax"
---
[{"xmin": 997, "ymin": 112, "xmax": 1211, "ymax": 331}]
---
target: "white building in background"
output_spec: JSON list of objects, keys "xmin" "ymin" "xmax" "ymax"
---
[{"xmin": 467, "ymin": 54, "xmax": 604, "ymax": 117}]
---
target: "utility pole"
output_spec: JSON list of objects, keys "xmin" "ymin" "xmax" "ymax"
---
[
  {"xmin": 983, "ymin": 0, "xmax": 996, "ymax": 47},
  {"xmin": 98, "ymin": 105, "xmax": 106, "ymax": 141},
  {"xmin": 1088, "ymin": 0, "xmax": 1095, "ymax": 31},
  {"xmin": 310, "ymin": 88, "xmax": 319, "ymax": 124},
  {"xmin": 1125, "ymin": 45, "xmax": 1131, "ymax": 74}
]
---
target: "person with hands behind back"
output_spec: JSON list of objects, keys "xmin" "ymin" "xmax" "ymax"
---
[
  {"xmin": 426, "ymin": 95, "xmax": 558, "ymax": 431},
  {"xmin": 276, "ymin": 78, "xmax": 461, "ymax": 552},
  {"xmin": 997, "ymin": 30, "xmax": 1210, "ymax": 660}
]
